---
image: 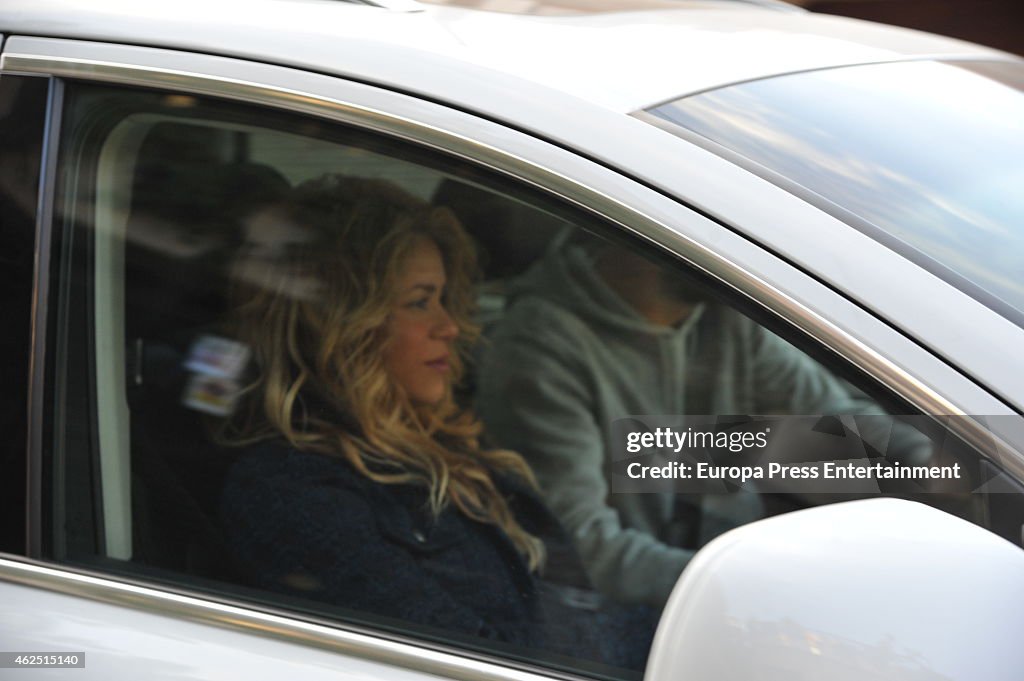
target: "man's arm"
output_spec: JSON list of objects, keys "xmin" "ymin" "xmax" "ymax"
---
[{"xmin": 748, "ymin": 322, "xmax": 932, "ymax": 464}]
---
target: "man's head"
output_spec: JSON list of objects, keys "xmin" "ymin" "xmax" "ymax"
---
[{"xmin": 592, "ymin": 242, "xmax": 712, "ymax": 327}]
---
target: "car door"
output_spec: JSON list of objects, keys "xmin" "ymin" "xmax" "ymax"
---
[{"xmin": 2, "ymin": 34, "xmax": 1023, "ymax": 681}]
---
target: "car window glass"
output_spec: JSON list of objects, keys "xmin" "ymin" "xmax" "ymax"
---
[
  {"xmin": 49, "ymin": 83, "xmax": 654, "ymax": 679},
  {"xmin": 0, "ymin": 74, "xmax": 49, "ymax": 557},
  {"xmin": 646, "ymin": 59, "xmax": 1024, "ymax": 328},
  {"xmin": 46, "ymin": 81, "xmax": 1024, "ymax": 676}
]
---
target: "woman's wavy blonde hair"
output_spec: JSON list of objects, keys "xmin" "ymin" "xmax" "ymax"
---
[{"xmin": 223, "ymin": 173, "xmax": 544, "ymax": 570}]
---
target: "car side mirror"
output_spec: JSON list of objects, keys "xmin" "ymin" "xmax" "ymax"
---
[{"xmin": 645, "ymin": 498, "xmax": 1024, "ymax": 681}]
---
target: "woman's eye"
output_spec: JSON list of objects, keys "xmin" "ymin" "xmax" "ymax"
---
[{"xmin": 406, "ymin": 297, "xmax": 430, "ymax": 310}]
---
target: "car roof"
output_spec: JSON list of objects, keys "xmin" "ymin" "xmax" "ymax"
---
[{"xmin": 0, "ymin": 0, "xmax": 1009, "ymax": 113}]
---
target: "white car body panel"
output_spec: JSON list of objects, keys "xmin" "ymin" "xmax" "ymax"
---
[
  {"xmin": 0, "ymin": 0, "xmax": 1009, "ymax": 113},
  {"xmin": 0, "ymin": 559, "xmax": 552, "ymax": 681},
  {"xmin": 2, "ymin": 583, "xmax": 408, "ymax": 681},
  {"xmin": 650, "ymin": 498, "xmax": 1024, "ymax": 681}
]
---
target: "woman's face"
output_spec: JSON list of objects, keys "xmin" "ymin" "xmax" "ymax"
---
[{"xmin": 384, "ymin": 237, "xmax": 459, "ymax": 405}]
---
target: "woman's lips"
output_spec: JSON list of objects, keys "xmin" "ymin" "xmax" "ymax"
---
[{"xmin": 426, "ymin": 357, "xmax": 450, "ymax": 372}]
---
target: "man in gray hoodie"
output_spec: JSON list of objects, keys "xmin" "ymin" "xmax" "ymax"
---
[{"xmin": 477, "ymin": 232, "xmax": 926, "ymax": 607}]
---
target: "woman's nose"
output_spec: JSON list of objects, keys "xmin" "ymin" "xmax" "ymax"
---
[{"xmin": 433, "ymin": 307, "xmax": 459, "ymax": 341}]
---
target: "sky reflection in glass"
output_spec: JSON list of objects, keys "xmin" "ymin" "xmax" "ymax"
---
[{"xmin": 651, "ymin": 60, "xmax": 1024, "ymax": 325}]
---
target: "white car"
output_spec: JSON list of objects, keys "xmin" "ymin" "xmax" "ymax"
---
[{"xmin": 2, "ymin": 0, "xmax": 1024, "ymax": 679}]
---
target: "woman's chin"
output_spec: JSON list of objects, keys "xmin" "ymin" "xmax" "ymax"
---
[{"xmin": 408, "ymin": 386, "xmax": 448, "ymax": 407}]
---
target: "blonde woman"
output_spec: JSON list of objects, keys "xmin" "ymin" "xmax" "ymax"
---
[{"xmin": 219, "ymin": 174, "xmax": 651, "ymax": 669}]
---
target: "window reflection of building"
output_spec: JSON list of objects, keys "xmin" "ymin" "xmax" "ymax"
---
[{"xmin": 737, "ymin": 617, "xmax": 954, "ymax": 681}]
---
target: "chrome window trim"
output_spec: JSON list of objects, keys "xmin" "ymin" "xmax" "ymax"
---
[
  {"xmin": 2, "ymin": 38, "xmax": 1023, "ymax": 648},
  {"xmin": 0, "ymin": 556, "xmax": 568, "ymax": 681}
]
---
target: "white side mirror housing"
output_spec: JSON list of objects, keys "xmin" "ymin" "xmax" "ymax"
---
[{"xmin": 646, "ymin": 499, "xmax": 1024, "ymax": 681}]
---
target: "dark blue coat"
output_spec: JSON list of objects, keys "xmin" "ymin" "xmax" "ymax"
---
[{"xmin": 220, "ymin": 443, "xmax": 652, "ymax": 669}]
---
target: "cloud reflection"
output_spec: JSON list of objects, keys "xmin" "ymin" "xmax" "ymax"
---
[{"xmin": 654, "ymin": 60, "xmax": 1024, "ymax": 318}]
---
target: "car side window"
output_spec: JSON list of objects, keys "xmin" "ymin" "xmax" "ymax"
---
[
  {"xmin": 0, "ymin": 74, "xmax": 49, "ymax": 557},
  {"xmin": 43, "ymin": 80, "xmax": 1023, "ymax": 677},
  {"xmin": 46, "ymin": 82, "xmax": 655, "ymax": 678}
]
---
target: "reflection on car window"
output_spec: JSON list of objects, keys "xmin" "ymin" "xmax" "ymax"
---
[
  {"xmin": 47, "ymin": 82, "xmax": 1023, "ymax": 677},
  {"xmin": 647, "ymin": 59, "xmax": 1024, "ymax": 328}
]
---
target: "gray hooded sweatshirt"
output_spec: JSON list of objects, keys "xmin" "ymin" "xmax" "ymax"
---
[{"xmin": 477, "ymin": 238, "xmax": 912, "ymax": 606}]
